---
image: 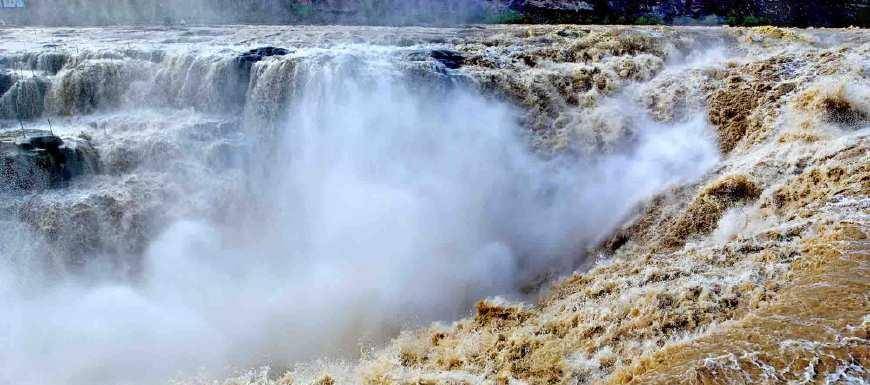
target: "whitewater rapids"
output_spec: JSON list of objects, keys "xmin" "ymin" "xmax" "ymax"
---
[{"xmin": 0, "ymin": 25, "xmax": 866, "ymax": 385}]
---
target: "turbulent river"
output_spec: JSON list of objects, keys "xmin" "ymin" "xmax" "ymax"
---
[{"xmin": 0, "ymin": 25, "xmax": 867, "ymax": 385}]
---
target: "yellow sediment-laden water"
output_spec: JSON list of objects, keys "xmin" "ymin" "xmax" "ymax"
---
[{"xmin": 0, "ymin": 25, "xmax": 866, "ymax": 385}]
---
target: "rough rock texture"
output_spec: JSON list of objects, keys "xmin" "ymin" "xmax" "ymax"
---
[
  {"xmin": 343, "ymin": 27, "xmax": 870, "ymax": 385},
  {"xmin": 0, "ymin": 130, "xmax": 98, "ymax": 191}
]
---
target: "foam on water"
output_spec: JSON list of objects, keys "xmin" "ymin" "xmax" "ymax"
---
[
  {"xmin": 9, "ymin": 26, "xmax": 855, "ymax": 385},
  {"xmin": 0, "ymin": 38, "xmax": 719, "ymax": 384}
]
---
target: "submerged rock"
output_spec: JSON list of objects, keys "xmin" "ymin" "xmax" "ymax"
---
[{"xmin": 0, "ymin": 130, "xmax": 99, "ymax": 191}]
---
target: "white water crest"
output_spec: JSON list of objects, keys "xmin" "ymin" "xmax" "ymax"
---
[{"xmin": 1, "ymin": 44, "xmax": 719, "ymax": 385}]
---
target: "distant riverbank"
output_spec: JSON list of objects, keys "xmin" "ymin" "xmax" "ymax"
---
[{"xmin": 1, "ymin": 0, "xmax": 867, "ymax": 28}]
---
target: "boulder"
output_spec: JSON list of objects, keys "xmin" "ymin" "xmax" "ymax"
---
[{"xmin": 0, "ymin": 130, "xmax": 99, "ymax": 191}]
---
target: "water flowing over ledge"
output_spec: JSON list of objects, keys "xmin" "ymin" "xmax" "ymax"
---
[{"xmin": 0, "ymin": 25, "xmax": 867, "ymax": 385}]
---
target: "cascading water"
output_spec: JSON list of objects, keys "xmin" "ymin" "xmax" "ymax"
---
[{"xmin": 0, "ymin": 27, "xmax": 726, "ymax": 385}]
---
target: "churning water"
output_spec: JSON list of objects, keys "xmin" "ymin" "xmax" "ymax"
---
[{"xmin": 0, "ymin": 28, "xmax": 721, "ymax": 384}]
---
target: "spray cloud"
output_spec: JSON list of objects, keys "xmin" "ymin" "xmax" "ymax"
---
[{"xmin": 0, "ymin": 44, "xmax": 719, "ymax": 384}]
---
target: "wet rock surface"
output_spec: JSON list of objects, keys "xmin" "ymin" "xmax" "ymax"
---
[
  {"xmin": 238, "ymin": 46, "xmax": 291, "ymax": 64},
  {"xmin": 0, "ymin": 70, "xmax": 14, "ymax": 96},
  {"xmin": 406, "ymin": 49, "xmax": 466, "ymax": 70},
  {"xmin": 429, "ymin": 50, "xmax": 465, "ymax": 69},
  {"xmin": 0, "ymin": 130, "xmax": 98, "ymax": 190}
]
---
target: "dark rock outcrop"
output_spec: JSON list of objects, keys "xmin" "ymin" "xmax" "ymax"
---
[
  {"xmin": 1, "ymin": 130, "xmax": 99, "ymax": 191},
  {"xmin": 430, "ymin": 50, "xmax": 465, "ymax": 70},
  {"xmin": 407, "ymin": 49, "xmax": 466, "ymax": 70},
  {"xmin": 237, "ymin": 47, "xmax": 291, "ymax": 65},
  {"xmin": 213, "ymin": 46, "xmax": 292, "ymax": 114},
  {"xmin": 0, "ymin": 71, "xmax": 14, "ymax": 96}
]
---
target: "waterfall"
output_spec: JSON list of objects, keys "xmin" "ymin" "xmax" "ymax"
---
[{"xmin": 0, "ymin": 34, "xmax": 720, "ymax": 385}]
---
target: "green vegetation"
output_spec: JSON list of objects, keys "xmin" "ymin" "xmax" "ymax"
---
[
  {"xmin": 672, "ymin": 15, "xmax": 724, "ymax": 26},
  {"xmin": 634, "ymin": 15, "xmax": 663, "ymax": 25},
  {"xmin": 725, "ymin": 15, "xmax": 770, "ymax": 26}
]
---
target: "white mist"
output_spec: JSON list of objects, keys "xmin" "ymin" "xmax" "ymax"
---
[{"xmin": 0, "ymin": 47, "xmax": 718, "ymax": 385}]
